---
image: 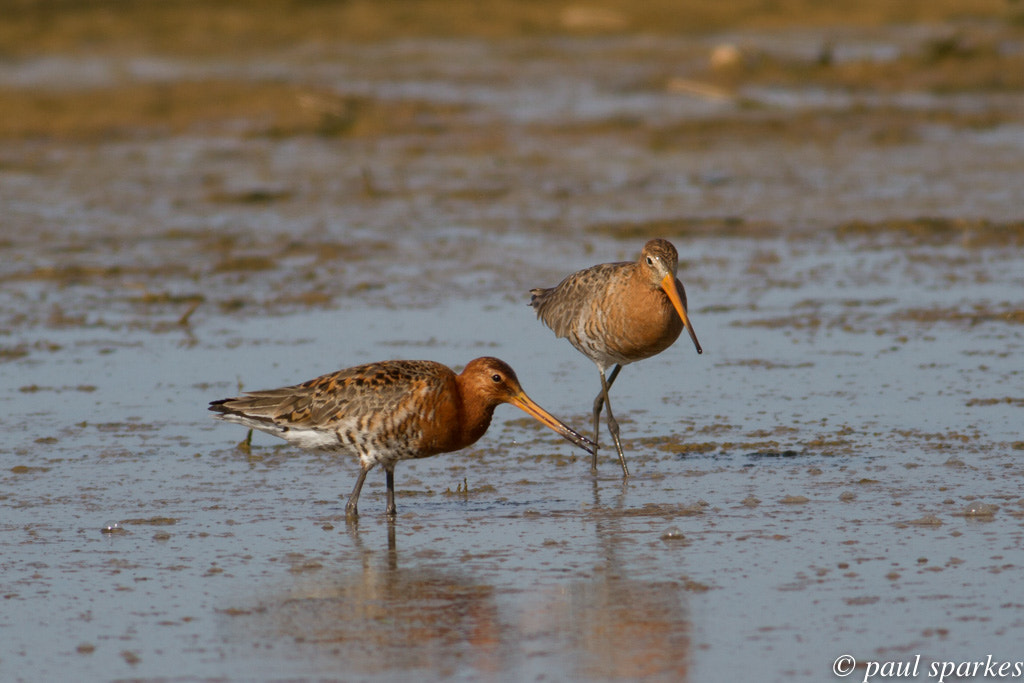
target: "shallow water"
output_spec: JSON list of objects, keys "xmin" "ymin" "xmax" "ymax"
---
[{"xmin": 3, "ymin": 22, "xmax": 1024, "ymax": 683}]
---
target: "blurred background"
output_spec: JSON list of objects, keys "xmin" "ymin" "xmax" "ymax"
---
[{"xmin": 2, "ymin": 0, "xmax": 1023, "ymax": 316}]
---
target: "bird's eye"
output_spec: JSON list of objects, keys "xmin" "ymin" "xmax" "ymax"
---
[
  {"xmin": 491, "ymin": 373, "xmax": 503, "ymax": 383},
  {"xmin": 645, "ymin": 256, "xmax": 654, "ymax": 266}
]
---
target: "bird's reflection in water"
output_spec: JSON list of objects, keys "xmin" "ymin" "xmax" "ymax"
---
[
  {"xmin": 222, "ymin": 516, "xmax": 690, "ymax": 680},
  {"xmin": 240, "ymin": 519, "xmax": 504, "ymax": 676},
  {"xmin": 521, "ymin": 579, "xmax": 691, "ymax": 681},
  {"xmin": 515, "ymin": 479, "xmax": 692, "ymax": 681}
]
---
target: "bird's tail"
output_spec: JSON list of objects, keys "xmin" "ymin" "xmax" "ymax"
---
[{"xmin": 528, "ymin": 287, "xmax": 550, "ymax": 312}]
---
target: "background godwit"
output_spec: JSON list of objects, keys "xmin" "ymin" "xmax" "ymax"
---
[{"xmin": 530, "ymin": 239, "xmax": 702, "ymax": 476}]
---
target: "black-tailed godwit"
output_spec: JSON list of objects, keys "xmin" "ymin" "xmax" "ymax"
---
[
  {"xmin": 530, "ymin": 239, "xmax": 702, "ymax": 476},
  {"xmin": 210, "ymin": 357, "xmax": 594, "ymax": 517}
]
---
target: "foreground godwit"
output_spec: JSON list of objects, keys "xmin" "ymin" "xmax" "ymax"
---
[
  {"xmin": 209, "ymin": 357, "xmax": 594, "ymax": 517},
  {"xmin": 530, "ymin": 239, "xmax": 702, "ymax": 476}
]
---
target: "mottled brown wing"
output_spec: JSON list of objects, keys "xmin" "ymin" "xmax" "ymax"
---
[
  {"xmin": 530, "ymin": 262, "xmax": 628, "ymax": 339},
  {"xmin": 212, "ymin": 360, "xmax": 450, "ymax": 428}
]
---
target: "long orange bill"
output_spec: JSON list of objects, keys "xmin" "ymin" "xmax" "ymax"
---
[
  {"xmin": 661, "ymin": 274, "xmax": 703, "ymax": 354},
  {"xmin": 509, "ymin": 393, "xmax": 596, "ymax": 455}
]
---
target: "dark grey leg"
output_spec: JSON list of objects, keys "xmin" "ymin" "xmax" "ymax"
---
[
  {"xmin": 590, "ymin": 364, "xmax": 622, "ymax": 473},
  {"xmin": 599, "ymin": 368, "xmax": 629, "ymax": 477},
  {"xmin": 346, "ymin": 466, "xmax": 370, "ymax": 518},
  {"xmin": 385, "ymin": 468, "xmax": 397, "ymax": 517}
]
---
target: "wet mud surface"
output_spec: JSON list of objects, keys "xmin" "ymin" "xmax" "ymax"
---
[{"xmin": 3, "ymin": 2, "xmax": 1024, "ymax": 681}]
